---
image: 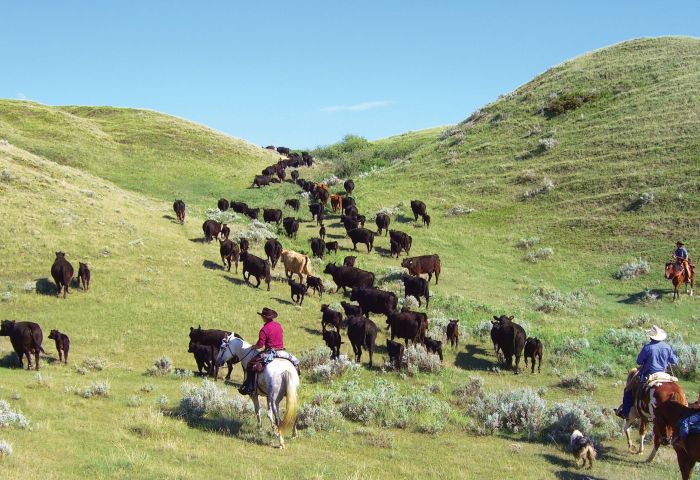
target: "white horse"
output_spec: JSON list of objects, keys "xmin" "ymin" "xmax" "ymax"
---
[{"xmin": 215, "ymin": 334, "xmax": 299, "ymax": 448}]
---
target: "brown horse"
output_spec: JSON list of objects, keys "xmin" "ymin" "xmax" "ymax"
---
[
  {"xmin": 653, "ymin": 401, "xmax": 700, "ymax": 479},
  {"xmin": 665, "ymin": 261, "xmax": 695, "ymax": 300},
  {"xmin": 622, "ymin": 368, "xmax": 688, "ymax": 462}
]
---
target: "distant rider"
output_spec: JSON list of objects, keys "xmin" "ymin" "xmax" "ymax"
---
[
  {"xmin": 674, "ymin": 241, "xmax": 691, "ymax": 280},
  {"xmin": 238, "ymin": 307, "xmax": 284, "ymax": 395},
  {"xmin": 615, "ymin": 326, "xmax": 678, "ymax": 419}
]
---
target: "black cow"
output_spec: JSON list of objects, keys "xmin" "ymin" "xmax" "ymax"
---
[
  {"xmin": 48, "ymin": 329, "xmax": 70, "ymax": 365},
  {"xmin": 316, "ymin": 210, "xmax": 325, "ymax": 226},
  {"xmin": 401, "ymin": 255, "xmax": 441, "ymax": 284},
  {"xmin": 355, "ymin": 214, "xmax": 366, "ymax": 227},
  {"xmin": 290, "ymin": 170, "xmax": 299, "ymax": 182},
  {"xmin": 350, "ymin": 288, "xmax": 398, "ymax": 319},
  {"xmin": 289, "ymin": 280, "xmax": 308, "ymax": 305},
  {"xmin": 386, "ymin": 310, "xmax": 426, "ymax": 345},
  {"xmin": 220, "ymin": 239, "xmax": 240, "ymax": 273},
  {"xmin": 218, "ymin": 198, "xmax": 230, "ymax": 211},
  {"xmin": 375, "ymin": 213, "xmax": 391, "ymax": 236},
  {"xmin": 343, "ymin": 196, "xmax": 356, "ymax": 210},
  {"xmin": 264, "ymin": 238, "xmax": 283, "ymax": 269},
  {"xmin": 424, "ymin": 337, "xmax": 443, "ymax": 362},
  {"xmin": 188, "ymin": 342, "xmax": 217, "ymax": 376},
  {"xmin": 173, "ymin": 199, "xmax": 186, "ymax": 224},
  {"xmin": 316, "ymin": 189, "xmax": 330, "ymax": 207},
  {"xmin": 220, "ymin": 224, "xmax": 230, "ymax": 240},
  {"xmin": 524, "ymin": 337, "xmax": 543, "ymax": 373},
  {"xmin": 277, "ymin": 146, "xmax": 290, "ymax": 155},
  {"xmin": 402, "ymin": 275, "xmax": 429, "ymax": 307},
  {"xmin": 319, "ymin": 224, "xmax": 326, "ymax": 240},
  {"xmin": 307, "ymin": 276, "xmax": 324, "ymax": 297},
  {"xmin": 240, "ymin": 251, "xmax": 271, "ymax": 290},
  {"xmin": 344, "ymin": 204, "xmax": 359, "ymax": 217},
  {"xmin": 410, "ymin": 200, "xmax": 427, "ymax": 221},
  {"xmin": 239, "ymin": 238, "xmax": 250, "ymax": 252},
  {"xmin": 230, "ymin": 201, "xmax": 248, "ymax": 214},
  {"xmin": 348, "ymin": 228, "xmax": 375, "ymax": 253},
  {"xmin": 390, "ymin": 239, "xmax": 401, "ymax": 258},
  {"xmin": 51, "ymin": 252, "xmax": 74, "ymax": 298},
  {"xmin": 325, "ymin": 241, "xmax": 339, "ymax": 254},
  {"xmin": 244, "ymin": 207, "xmax": 260, "ymax": 219},
  {"xmin": 340, "ymin": 214, "xmax": 360, "ymax": 233},
  {"xmin": 0, "ymin": 320, "xmax": 44, "ymax": 370},
  {"xmin": 320, "ymin": 304, "xmax": 342, "ymax": 332},
  {"xmin": 324, "ymin": 263, "xmax": 375, "ymax": 294},
  {"xmin": 78, "ymin": 262, "xmax": 91, "ymax": 291},
  {"xmin": 421, "ymin": 213, "xmax": 431, "ymax": 228},
  {"xmin": 276, "ymin": 168, "xmax": 286, "ymax": 182},
  {"xmin": 310, "ymin": 238, "xmax": 326, "ymax": 259},
  {"xmin": 386, "ymin": 339, "xmax": 404, "ymax": 369},
  {"xmin": 340, "ymin": 301, "xmax": 363, "ymax": 317},
  {"xmin": 282, "ymin": 217, "xmax": 299, "ymax": 239},
  {"xmin": 491, "ymin": 315, "xmax": 527, "ymax": 374},
  {"xmin": 252, "ymin": 175, "xmax": 273, "ymax": 188},
  {"xmin": 285, "ymin": 199, "xmax": 300, "ymax": 211},
  {"xmin": 344, "ymin": 179, "xmax": 355, "ymax": 195},
  {"xmin": 347, "ymin": 315, "xmax": 377, "ymax": 366},
  {"xmin": 446, "ymin": 320, "xmax": 460, "ymax": 348},
  {"xmin": 202, "ymin": 220, "xmax": 223, "ymax": 242},
  {"xmin": 343, "ymin": 256, "xmax": 356, "ymax": 267},
  {"xmin": 309, "ymin": 203, "xmax": 324, "ymax": 222},
  {"xmin": 322, "ymin": 330, "xmax": 342, "ymax": 360},
  {"xmin": 263, "ymin": 208, "xmax": 283, "ymax": 225},
  {"xmin": 188, "ymin": 326, "xmax": 237, "ymax": 380},
  {"xmin": 389, "ymin": 230, "xmax": 412, "ymax": 256}
]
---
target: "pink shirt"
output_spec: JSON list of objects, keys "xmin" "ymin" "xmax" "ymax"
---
[{"xmin": 255, "ymin": 320, "xmax": 284, "ymax": 350}]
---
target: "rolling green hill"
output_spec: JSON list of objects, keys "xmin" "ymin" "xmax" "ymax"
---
[{"xmin": 0, "ymin": 37, "xmax": 699, "ymax": 479}]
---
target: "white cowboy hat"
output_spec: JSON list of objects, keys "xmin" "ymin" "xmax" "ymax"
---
[{"xmin": 646, "ymin": 325, "xmax": 667, "ymax": 342}]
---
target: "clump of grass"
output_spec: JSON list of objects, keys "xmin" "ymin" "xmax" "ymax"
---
[
  {"xmin": 516, "ymin": 237, "xmax": 540, "ymax": 249},
  {"xmin": 146, "ymin": 356, "xmax": 172, "ymax": 376},
  {"xmin": 297, "ymin": 397, "xmax": 342, "ymax": 432},
  {"xmin": 523, "ymin": 177, "xmax": 555, "ymax": 200},
  {"xmin": 615, "ymin": 258, "xmax": 650, "ymax": 280},
  {"xmin": 532, "ymin": 287, "xmax": 588, "ymax": 313},
  {"xmin": 525, "ymin": 247, "xmax": 554, "ymax": 263},
  {"xmin": 66, "ymin": 380, "xmax": 110, "ymax": 398},
  {"xmin": 31, "ymin": 372, "xmax": 51, "ymax": 389},
  {"xmin": 22, "ymin": 281, "xmax": 36, "ymax": 292},
  {"xmin": 179, "ymin": 379, "xmax": 253, "ymax": 419},
  {"xmin": 543, "ymin": 92, "xmax": 594, "ymax": 117},
  {"xmin": 140, "ymin": 384, "xmax": 155, "ymax": 393},
  {"xmin": 447, "ymin": 205, "xmax": 475, "ymax": 216},
  {"xmin": 627, "ymin": 191, "xmax": 654, "ymax": 211},
  {"xmin": 0, "ymin": 440, "xmax": 12, "ymax": 459},
  {"xmin": 559, "ymin": 372, "xmax": 597, "ymax": 391},
  {"xmin": 517, "ymin": 169, "xmax": 538, "ymax": 184},
  {"xmin": 81, "ymin": 357, "xmax": 107, "ymax": 371},
  {"xmin": 0, "ymin": 400, "xmax": 30, "ymax": 429},
  {"xmin": 403, "ymin": 345, "xmax": 442, "ymax": 375},
  {"xmin": 129, "ymin": 407, "xmax": 165, "ymax": 438},
  {"xmin": 127, "ymin": 395, "xmax": 143, "ymax": 407},
  {"xmin": 354, "ymin": 428, "xmax": 394, "ymax": 448}
]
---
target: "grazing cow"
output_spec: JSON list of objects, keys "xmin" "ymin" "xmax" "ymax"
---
[
  {"xmin": 324, "ymin": 263, "xmax": 375, "ymax": 293},
  {"xmin": 78, "ymin": 262, "xmax": 91, "ymax": 291},
  {"xmin": 350, "ymin": 288, "xmax": 398, "ymax": 319},
  {"xmin": 386, "ymin": 310, "xmax": 426, "ymax": 345},
  {"xmin": 265, "ymin": 145, "xmax": 276, "ymax": 150},
  {"xmin": 340, "ymin": 214, "xmax": 360, "ymax": 233},
  {"xmin": 173, "ymin": 199, "xmax": 186, "ymax": 224},
  {"xmin": 263, "ymin": 208, "xmax": 283, "ymax": 225},
  {"xmin": 48, "ymin": 329, "xmax": 70, "ymax": 365},
  {"xmin": 218, "ymin": 198, "xmax": 230, "ymax": 211},
  {"xmin": 285, "ymin": 199, "xmax": 300, "ymax": 211},
  {"xmin": 424, "ymin": 337, "xmax": 443, "ymax": 362},
  {"xmin": 319, "ymin": 224, "xmax": 326, "ymax": 240},
  {"xmin": 202, "ymin": 220, "xmax": 223, "ymax": 242},
  {"xmin": 375, "ymin": 213, "xmax": 391, "ymax": 236},
  {"xmin": 344, "ymin": 179, "xmax": 355, "ymax": 195},
  {"xmin": 386, "ymin": 339, "xmax": 404, "ymax": 368},
  {"xmin": 310, "ymin": 238, "xmax": 326, "ymax": 259},
  {"xmin": 220, "ymin": 239, "xmax": 240, "ymax": 273},
  {"xmin": 524, "ymin": 337, "xmax": 543, "ymax": 373},
  {"xmin": 188, "ymin": 326, "xmax": 237, "ymax": 379},
  {"xmin": 309, "ymin": 203, "xmax": 324, "ymax": 222},
  {"xmin": 240, "ymin": 251, "xmax": 271, "ymax": 290},
  {"xmin": 289, "ymin": 280, "xmax": 308, "ymax": 305},
  {"xmin": 402, "ymin": 275, "xmax": 429, "ymax": 307},
  {"xmin": 239, "ymin": 238, "xmax": 250, "ymax": 252},
  {"xmin": 343, "ymin": 256, "xmax": 356, "ymax": 267},
  {"xmin": 421, "ymin": 213, "xmax": 431, "ymax": 228},
  {"xmin": 446, "ymin": 320, "xmax": 460, "ymax": 348},
  {"xmin": 307, "ymin": 276, "xmax": 324, "ymax": 297},
  {"xmin": 410, "ymin": 200, "xmax": 427, "ymax": 221},
  {"xmin": 280, "ymin": 249, "xmax": 312, "ymax": 282},
  {"xmin": 330, "ymin": 194, "xmax": 343, "ymax": 213},
  {"xmin": 322, "ymin": 330, "xmax": 342, "ymax": 360},
  {"xmin": 220, "ymin": 224, "xmax": 230, "ymax": 240},
  {"xmin": 264, "ymin": 238, "xmax": 283, "ymax": 269},
  {"xmin": 290, "ymin": 170, "xmax": 299, "ymax": 182},
  {"xmin": 491, "ymin": 315, "xmax": 527, "ymax": 374},
  {"xmin": 282, "ymin": 217, "xmax": 299, "ymax": 239},
  {"xmin": 389, "ymin": 230, "xmax": 412, "ymax": 256},
  {"xmin": 51, "ymin": 252, "xmax": 74, "ymax": 298},
  {"xmin": 325, "ymin": 241, "xmax": 339, "ymax": 254},
  {"xmin": 188, "ymin": 342, "xmax": 217, "ymax": 376},
  {"xmin": 390, "ymin": 239, "xmax": 401, "ymax": 258},
  {"xmin": 341, "ymin": 301, "xmax": 363, "ymax": 317},
  {"xmin": 344, "ymin": 204, "xmax": 359, "ymax": 217},
  {"xmin": 252, "ymin": 175, "xmax": 273, "ymax": 188},
  {"xmin": 320, "ymin": 304, "xmax": 342, "ymax": 332},
  {"xmin": 230, "ymin": 201, "xmax": 248, "ymax": 214},
  {"xmin": 277, "ymin": 146, "xmax": 290, "ymax": 155},
  {"xmin": 347, "ymin": 315, "xmax": 377, "ymax": 366},
  {"xmin": 244, "ymin": 207, "xmax": 260, "ymax": 220},
  {"xmin": 401, "ymin": 255, "xmax": 441, "ymax": 284},
  {"xmin": 348, "ymin": 228, "xmax": 375, "ymax": 253},
  {"xmin": 316, "ymin": 210, "xmax": 325, "ymax": 226},
  {"xmin": 0, "ymin": 320, "xmax": 44, "ymax": 370},
  {"xmin": 316, "ymin": 189, "xmax": 330, "ymax": 206}
]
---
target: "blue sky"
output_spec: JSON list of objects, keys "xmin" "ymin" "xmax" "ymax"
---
[{"xmin": 1, "ymin": 1, "xmax": 699, "ymax": 148}]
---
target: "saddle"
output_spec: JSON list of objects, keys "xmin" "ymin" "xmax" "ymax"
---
[
  {"xmin": 251, "ymin": 349, "xmax": 300, "ymax": 373},
  {"xmin": 634, "ymin": 372, "xmax": 679, "ymax": 419}
]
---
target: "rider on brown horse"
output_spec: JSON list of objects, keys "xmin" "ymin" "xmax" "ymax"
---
[
  {"xmin": 674, "ymin": 241, "xmax": 692, "ymax": 280},
  {"xmin": 615, "ymin": 325, "xmax": 678, "ymax": 419}
]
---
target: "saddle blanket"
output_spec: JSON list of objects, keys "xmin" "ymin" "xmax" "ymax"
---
[
  {"xmin": 679, "ymin": 412, "xmax": 700, "ymax": 439},
  {"xmin": 645, "ymin": 372, "xmax": 678, "ymax": 386},
  {"xmin": 261, "ymin": 349, "xmax": 299, "ymax": 367}
]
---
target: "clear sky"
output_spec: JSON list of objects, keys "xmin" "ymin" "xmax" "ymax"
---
[{"xmin": 1, "ymin": 1, "xmax": 699, "ymax": 148}]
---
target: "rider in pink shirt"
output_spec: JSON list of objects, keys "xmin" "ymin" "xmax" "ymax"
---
[{"xmin": 239, "ymin": 308, "xmax": 284, "ymax": 395}]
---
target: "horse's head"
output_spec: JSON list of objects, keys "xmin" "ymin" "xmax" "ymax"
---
[
  {"xmin": 215, "ymin": 334, "xmax": 241, "ymax": 367},
  {"xmin": 665, "ymin": 262, "xmax": 675, "ymax": 279}
]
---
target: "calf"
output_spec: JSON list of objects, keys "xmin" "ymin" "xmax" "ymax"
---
[
  {"xmin": 320, "ymin": 304, "xmax": 342, "ymax": 332},
  {"xmin": 307, "ymin": 276, "xmax": 325, "ymax": 298},
  {"xmin": 316, "ymin": 210, "xmax": 325, "ymax": 226},
  {"xmin": 281, "ymin": 249, "xmax": 312, "ymax": 283},
  {"xmin": 220, "ymin": 239, "xmax": 240, "ymax": 272},
  {"xmin": 316, "ymin": 189, "xmax": 330, "ymax": 206},
  {"xmin": 343, "ymin": 196, "xmax": 356, "ymax": 210},
  {"xmin": 309, "ymin": 203, "xmax": 324, "ymax": 222},
  {"xmin": 319, "ymin": 224, "xmax": 326, "ymax": 240},
  {"xmin": 348, "ymin": 228, "xmax": 375, "ymax": 253},
  {"xmin": 188, "ymin": 326, "xmax": 236, "ymax": 380},
  {"xmin": 421, "ymin": 213, "xmax": 431, "ymax": 228},
  {"xmin": 48, "ymin": 329, "xmax": 70, "ymax": 365},
  {"xmin": 340, "ymin": 301, "xmax": 363, "ymax": 317},
  {"xmin": 264, "ymin": 238, "xmax": 283, "ymax": 269},
  {"xmin": 78, "ymin": 262, "xmax": 91, "ymax": 291},
  {"xmin": 322, "ymin": 330, "xmax": 342, "ymax": 360},
  {"xmin": 230, "ymin": 201, "xmax": 248, "ymax": 214},
  {"xmin": 389, "ymin": 230, "xmax": 412, "ymax": 256},
  {"xmin": 344, "ymin": 204, "xmax": 359, "ymax": 217},
  {"xmin": 410, "ymin": 200, "xmax": 427, "ymax": 221},
  {"xmin": 386, "ymin": 339, "xmax": 404, "ymax": 369},
  {"xmin": 347, "ymin": 315, "xmax": 377, "ymax": 366},
  {"xmin": 51, "ymin": 252, "xmax": 74, "ymax": 298},
  {"xmin": 290, "ymin": 170, "xmax": 299, "ymax": 182},
  {"xmin": 218, "ymin": 198, "xmax": 230, "ymax": 211},
  {"xmin": 244, "ymin": 207, "xmax": 260, "ymax": 220},
  {"xmin": 402, "ymin": 275, "xmax": 429, "ymax": 307},
  {"xmin": 341, "ymin": 214, "xmax": 360, "ymax": 233},
  {"xmin": 0, "ymin": 320, "xmax": 44, "ymax": 370},
  {"xmin": 424, "ymin": 337, "xmax": 443, "ymax": 362},
  {"xmin": 375, "ymin": 213, "xmax": 390, "ymax": 236},
  {"xmin": 330, "ymin": 194, "xmax": 343, "ymax": 213},
  {"xmin": 282, "ymin": 217, "xmax": 299, "ymax": 239},
  {"xmin": 277, "ymin": 146, "xmax": 290, "ymax": 155},
  {"xmin": 285, "ymin": 198, "xmax": 300, "ymax": 211},
  {"xmin": 239, "ymin": 238, "xmax": 250, "ymax": 252},
  {"xmin": 310, "ymin": 237, "xmax": 326, "ymax": 259},
  {"xmin": 252, "ymin": 175, "xmax": 273, "ymax": 188},
  {"xmin": 390, "ymin": 239, "xmax": 401, "ymax": 258},
  {"xmin": 263, "ymin": 208, "xmax": 283, "ymax": 225},
  {"xmin": 240, "ymin": 251, "xmax": 271, "ymax": 290},
  {"xmin": 402, "ymin": 254, "xmax": 441, "ymax": 284},
  {"xmin": 344, "ymin": 179, "xmax": 355, "ymax": 195},
  {"xmin": 325, "ymin": 241, "xmax": 339, "ymax": 254},
  {"xmin": 173, "ymin": 199, "xmax": 186, "ymax": 224},
  {"xmin": 220, "ymin": 224, "xmax": 230, "ymax": 240},
  {"xmin": 289, "ymin": 280, "xmax": 308, "ymax": 305},
  {"xmin": 524, "ymin": 337, "xmax": 543, "ymax": 373},
  {"xmin": 188, "ymin": 342, "xmax": 218, "ymax": 376},
  {"xmin": 446, "ymin": 320, "xmax": 459, "ymax": 348},
  {"xmin": 343, "ymin": 256, "xmax": 356, "ymax": 267}
]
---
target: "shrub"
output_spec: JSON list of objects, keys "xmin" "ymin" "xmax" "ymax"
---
[
  {"xmin": 589, "ymin": 362, "xmax": 617, "ymax": 378},
  {"xmin": 669, "ymin": 336, "xmax": 700, "ymax": 379},
  {"xmin": 447, "ymin": 205, "xmax": 475, "ymax": 216},
  {"xmin": 129, "ymin": 407, "xmax": 165, "ymax": 438},
  {"xmin": 426, "ymin": 310, "xmax": 452, "ymax": 340},
  {"xmin": 180, "ymin": 380, "xmax": 253, "ymax": 419},
  {"xmin": 466, "ymin": 387, "xmax": 548, "ymax": 438},
  {"xmin": 625, "ymin": 313, "xmax": 655, "ymax": 329},
  {"xmin": 517, "ymin": 169, "xmax": 538, "ymax": 184},
  {"xmin": 297, "ymin": 398, "xmax": 342, "ymax": 432},
  {"xmin": 22, "ymin": 281, "xmax": 36, "ymax": 292},
  {"xmin": 376, "ymin": 205, "xmax": 401, "ymax": 217},
  {"xmin": 532, "ymin": 287, "xmax": 588, "ymax": 313},
  {"xmin": 545, "ymin": 398, "xmax": 618, "ymax": 442},
  {"xmin": 615, "ymin": 258, "xmax": 650, "ymax": 280},
  {"xmin": 525, "ymin": 247, "xmax": 554, "ymax": 263},
  {"xmin": 127, "ymin": 395, "xmax": 143, "ymax": 407},
  {"xmin": 354, "ymin": 428, "xmax": 394, "ymax": 448},
  {"xmin": 0, "ymin": 440, "xmax": 12, "ymax": 458},
  {"xmin": 320, "ymin": 174, "xmax": 343, "ymax": 186},
  {"xmin": 453, "ymin": 376, "xmax": 485, "ymax": 405},
  {"xmin": 205, "ymin": 208, "xmax": 238, "ymax": 224},
  {"xmin": 602, "ymin": 328, "xmax": 646, "ymax": 355},
  {"xmin": 543, "ymin": 92, "xmax": 593, "ymax": 117},
  {"xmin": 523, "ymin": 177, "xmax": 555, "ymax": 200},
  {"xmin": 146, "ymin": 356, "xmax": 172, "ymax": 376},
  {"xmin": 66, "ymin": 380, "xmax": 110, "ymax": 398},
  {"xmin": 559, "ymin": 372, "xmax": 597, "ymax": 391},
  {"xmin": 398, "ymin": 295, "xmax": 420, "ymax": 310},
  {"xmin": 299, "ymin": 346, "xmax": 331, "ymax": 371},
  {"xmin": 308, "ymin": 356, "xmax": 358, "ymax": 383},
  {"xmin": 516, "ymin": 237, "xmax": 540, "ymax": 249},
  {"xmin": 627, "ymin": 191, "xmax": 654, "ymax": 211},
  {"xmin": 538, "ymin": 137, "xmax": 558, "ymax": 151},
  {"xmin": 554, "ymin": 338, "xmax": 590, "ymax": 356},
  {"xmin": 472, "ymin": 320, "xmax": 493, "ymax": 340},
  {"xmin": 403, "ymin": 345, "xmax": 442, "ymax": 375},
  {"xmin": 32, "ymin": 372, "xmax": 51, "ymax": 388},
  {"xmin": 0, "ymin": 400, "xmax": 30, "ymax": 429},
  {"xmin": 81, "ymin": 357, "xmax": 107, "ymax": 371}
]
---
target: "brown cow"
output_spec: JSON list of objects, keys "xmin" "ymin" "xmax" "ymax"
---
[
  {"xmin": 0, "ymin": 320, "xmax": 45, "ymax": 370},
  {"xmin": 51, "ymin": 252, "xmax": 74, "ymax": 298},
  {"xmin": 330, "ymin": 194, "xmax": 344, "ymax": 213},
  {"xmin": 48, "ymin": 329, "xmax": 70, "ymax": 365},
  {"xmin": 401, "ymin": 255, "xmax": 441, "ymax": 284}
]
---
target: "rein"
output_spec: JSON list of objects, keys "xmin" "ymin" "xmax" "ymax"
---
[{"xmin": 223, "ymin": 338, "xmax": 256, "ymax": 365}]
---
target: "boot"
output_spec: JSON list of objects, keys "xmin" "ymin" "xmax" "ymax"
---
[{"xmin": 238, "ymin": 368, "xmax": 255, "ymax": 395}]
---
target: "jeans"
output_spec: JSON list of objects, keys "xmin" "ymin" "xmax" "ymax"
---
[{"xmin": 620, "ymin": 389, "xmax": 634, "ymax": 417}]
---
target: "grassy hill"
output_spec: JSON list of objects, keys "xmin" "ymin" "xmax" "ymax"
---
[{"xmin": 0, "ymin": 37, "xmax": 699, "ymax": 479}]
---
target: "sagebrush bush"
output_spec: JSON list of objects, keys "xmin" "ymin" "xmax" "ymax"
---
[
  {"xmin": 545, "ymin": 399, "xmax": 618, "ymax": 442},
  {"xmin": 559, "ymin": 372, "xmax": 598, "ymax": 391},
  {"xmin": 602, "ymin": 328, "xmax": 646, "ymax": 355},
  {"xmin": 146, "ymin": 356, "xmax": 172, "ymax": 376},
  {"xmin": 66, "ymin": 380, "xmax": 110, "ymax": 398},
  {"xmin": 523, "ymin": 177, "xmax": 555, "ymax": 200},
  {"xmin": 453, "ymin": 376, "xmax": 485, "ymax": 405},
  {"xmin": 127, "ymin": 395, "xmax": 143, "ymax": 407},
  {"xmin": 517, "ymin": 169, "xmax": 538, "ymax": 184},
  {"xmin": 543, "ymin": 92, "xmax": 593, "ymax": 116},
  {"xmin": 308, "ymin": 356, "xmax": 358, "ymax": 383},
  {"xmin": 532, "ymin": 287, "xmax": 588, "ymax": 313},
  {"xmin": 472, "ymin": 320, "xmax": 493, "ymax": 339},
  {"xmin": 299, "ymin": 346, "xmax": 331, "ymax": 371},
  {"xmin": 669, "ymin": 336, "xmax": 700, "ymax": 379},
  {"xmin": 0, "ymin": 440, "xmax": 12, "ymax": 458},
  {"xmin": 180, "ymin": 380, "xmax": 253, "ymax": 418},
  {"xmin": 525, "ymin": 247, "xmax": 554, "ymax": 263},
  {"xmin": 538, "ymin": 137, "xmax": 558, "ymax": 151},
  {"xmin": 426, "ymin": 310, "xmax": 453, "ymax": 340},
  {"xmin": 447, "ymin": 205, "xmax": 475, "ymax": 216},
  {"xmin": 625, "ymin": 313, "xmax": 655, "ymax": 329},
  {"xmin": 615, "ymin": 258, "xmax": 650, "ymax": 280},
  {"xmin": 205, "ymin": 208, "xmax": 238, "ymax": 224},
  {"xmin": 554, "ymin": 338, "xmax": 590, "ymax": 356},
  {"xmin": 297, "ymin": 398, "xmax": 342, "ymax": 432},
  {"xmin": 81, "ymin": 357, "xmax": 107, "ymax": 371},
  {"xmin": 516, "ymin": 237, "xmax": 540, "ymax": 249},
  {"xmin": 320, "ymin": 174, "xmax": 343, "ymax": 186},
  {"xmin": 403, "ymin": 345, "xmax": 442, "ymax": 375},
  {"xmin": 376, "ymin": 205, "xmax": 401, "ymax": 216},
  {"xmin": 0, "ymin": 400, "xmax": 30, "ymax": 429},
  {"xmin": 627, "ymin": 191, "xmax": 654, "ymax": 211},
  {"xmin": 466, "ymin": 387, "xmax": 548, "ymax": 438}
]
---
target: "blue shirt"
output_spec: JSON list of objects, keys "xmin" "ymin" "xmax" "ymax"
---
[
  {"xmin": 636, "ymin": 340, "xmax": 678, "ymax": 379},
  {"xmin": 675, "ymin": 247, "xmax": 688, "ymax": 259}
]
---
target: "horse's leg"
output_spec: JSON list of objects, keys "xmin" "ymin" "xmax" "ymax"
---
[
  {"xmin": 677, "ymin": 451, "xmax": 693, "ymax": 480},
  {"xmin": 623, "ymin": 417, "xmax": 635, "ymax": 452},
  {"xmin": 251, "ymin": 394, "xmax": 262, "ymax": 429},
  {"xmin": 645, "ymin": 419, "xmax": 661, "ymax": 463}
]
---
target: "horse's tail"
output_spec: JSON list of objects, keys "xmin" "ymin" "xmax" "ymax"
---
[{"xmin": 278, "ymin": 369, "xmax": 298, "ymax": 436}]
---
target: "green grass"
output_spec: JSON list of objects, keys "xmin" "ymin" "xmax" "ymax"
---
[{"xmin": 1, "ymin": 36, "xmax": 700, "ymax": 479}]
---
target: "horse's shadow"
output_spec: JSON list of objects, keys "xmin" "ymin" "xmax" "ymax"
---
[
  {"xmin": 189, "ymin": 237, "xmax": 209, "ymax": 244},
  {"xmin": 610, "ymin": 289, "xmax": 667, "ymax": 304},
  {"xmin": 203, "ymin": 260, "xmax": 224, "ymax": 271},
  {"xmin": 302, "ymin": 327, "xmax": 323, "ymax": 336},
  {"xmin": 455, "ymin": 345, "xmax": 494, "ymax": 371}
]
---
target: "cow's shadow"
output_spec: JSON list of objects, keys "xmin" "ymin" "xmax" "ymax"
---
[
  {"xmin": 375, "ymin": 246, "xmax": 393, "ymax": 258},
  {"xmin": 35, "ymin": 278, "xmax": 56, "ymax": 296},
  {"xmin": 0, "ymin": 352, "xmax": 18, "ymax": 368},
  {"xmin": 302, "ymin": 327, "xmax": 323, "ymax": 336},
  {"xmin": 395, "ymin": 214, "xmax": 415, "ymax": 224},
  {"xmin": 223, "ymin": 275, "xmax": 247, "ymax": 287},
  {"xmin": 203, "ymin": 260, "xmax": 224, "ymax": 271},
  {"xmin": 455, "ymin": 345, "xmax": 494, "ymax": 371},
  {"xmin": 272, "ymin": 297, "xmax": 296, "ymax": 306},
  {"xmin": 554, "ymin": 472, "xmax": 607, "ymax": 480},
  {"xmin": 189, "ymin": 237, "xmax": 209, "ymax": 244},
  {"xmin": 162, "ymin": 214, "xmax": 178, "ymax": 222},
  {"xmin": 327, "ymin": 233, "xmax": 345, "ymax": 240}
]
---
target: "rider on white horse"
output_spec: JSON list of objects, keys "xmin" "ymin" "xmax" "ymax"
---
[{"xmin": 238, "ymin": 307, "xmax": 285, "ymax": 395}]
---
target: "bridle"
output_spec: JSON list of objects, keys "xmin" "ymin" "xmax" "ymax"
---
[{"xmin": 221, "ymin": 337, "xmax": 256, "ymax": 365}]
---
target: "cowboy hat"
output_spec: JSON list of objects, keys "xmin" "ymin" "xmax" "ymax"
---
[
  {"xmin": 257, "ymin": 307, "xmax": 278, "ymax": 320},
  {"xmin": 676, "ymin": 241, "xmax": 684, "ymax": 246},
  {"xmin": 646, "ymin": 325, "xmax": 667, "ymax": 342}
]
